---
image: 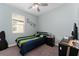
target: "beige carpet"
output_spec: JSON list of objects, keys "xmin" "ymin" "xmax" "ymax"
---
[{"xmin": 0, "ymin": 44, "xmax": 58, "ymax": 56}]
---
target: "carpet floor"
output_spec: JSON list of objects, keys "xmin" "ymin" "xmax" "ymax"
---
[{"xmin": 0, "ymin": 44, "xmax": 58, "ymax": 56}]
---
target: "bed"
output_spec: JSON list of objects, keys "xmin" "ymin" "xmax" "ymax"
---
[{"xmin": 16, "ymin": 33, "xmax": 47, "ymax": 55}]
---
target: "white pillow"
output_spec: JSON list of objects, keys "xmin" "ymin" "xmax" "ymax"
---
[{"xmin": 40, "ymin": 35, "xmax": 44, "ymax": 37}]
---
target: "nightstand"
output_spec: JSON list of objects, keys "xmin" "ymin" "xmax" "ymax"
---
[{"xmin": 46, "ymin": 36, "xmax": 55, "ymax": 47}]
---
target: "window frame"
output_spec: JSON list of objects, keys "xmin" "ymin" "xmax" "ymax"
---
[{"xmin": 12, "ymin": 13, "xmax": 25, "ymax": 33}]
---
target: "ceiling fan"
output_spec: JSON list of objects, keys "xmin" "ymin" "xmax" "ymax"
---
[{"xmin": 28, "ymin": 3, "xmax": 48, "ymax": 12}]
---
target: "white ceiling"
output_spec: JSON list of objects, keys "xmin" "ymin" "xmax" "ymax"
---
[{"xmin": 6, "ymin": 3, "xmax": 63, "ymax": 16}]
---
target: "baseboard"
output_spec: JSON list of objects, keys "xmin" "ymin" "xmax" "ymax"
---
[{"xmin": 8, "ymin": 43, "xmax": 16, "ymax": 47}]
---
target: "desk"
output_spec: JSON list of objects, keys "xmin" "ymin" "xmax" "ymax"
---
[{"xmin": 59, "ymin": 39, "xmax": 79, "ymax": 56}]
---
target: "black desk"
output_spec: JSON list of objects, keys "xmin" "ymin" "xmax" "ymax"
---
[{"xmin": 59, "ymin": 39, "xmax": 79, "ymax": 56}]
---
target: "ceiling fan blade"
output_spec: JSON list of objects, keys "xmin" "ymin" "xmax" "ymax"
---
[
  {"xmin": 40, "ymin": 3, "xmax": 48, "ymax": 6},
  {"xmin": 28, "ymin": 6, "xmax": 32, "ymax": 9},
  {"xmin": 37, "ymin": 7, "xmax": 40, "ymax": 12}
]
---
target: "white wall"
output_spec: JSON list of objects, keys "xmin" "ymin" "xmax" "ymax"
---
[
  {"xmin": 38, "ymin": 4, "xmax": 79, "ymax": 45},
  {"xmin": 0, "ymin": 4, "xmax": 38, "ymax": 45}
]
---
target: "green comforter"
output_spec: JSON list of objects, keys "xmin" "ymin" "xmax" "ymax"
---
[
  {"xmin": 18, "ymin": 37, "xmax": 40, "ymax": 46},
  {"xmin": 16, "ymin": 35, "xmax": 35, "ymax": 43}
]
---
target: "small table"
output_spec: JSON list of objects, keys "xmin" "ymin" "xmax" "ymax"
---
[
  {"xmin": 59, "ymin": 39, "xmax": 79, "ymax": 56},
  {"xmin": 46, "ymin": 36, "xmax": 55, "ymax": 47}
]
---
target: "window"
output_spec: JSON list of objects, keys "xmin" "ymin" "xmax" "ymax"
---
[{"xmin": 12, "ymin": 13, "xmax": 25, "ymax": 33}]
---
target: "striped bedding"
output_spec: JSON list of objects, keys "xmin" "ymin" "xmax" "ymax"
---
[{"xmin": 16, "ymin": 35, "xmax": 42, "ymax": 47}]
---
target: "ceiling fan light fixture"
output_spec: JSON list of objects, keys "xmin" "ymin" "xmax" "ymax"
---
[
  {"xmin": 32, "ymin": 4, "xmax": 39, "ymax": 9},
  {"xmin": 29, "ymin": 3, "xmax": 48, "ymax": 12},
  {"xmin": 32, "ymin": 6, "xmax": 35, "ymax": 9}
]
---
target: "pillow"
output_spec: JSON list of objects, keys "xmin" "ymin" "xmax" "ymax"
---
[
  {"xmin": 34, "ymin": 33, "xmax": 40, "ymax": 37},
  {"xmin": 40, "ymin": 35, "xmax": 44, "ymax": 37}
]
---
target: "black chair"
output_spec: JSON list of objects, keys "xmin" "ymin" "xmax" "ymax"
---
[{"xmin": 0, "ymin": 31, "xmax": 8, "ymax": 51}]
